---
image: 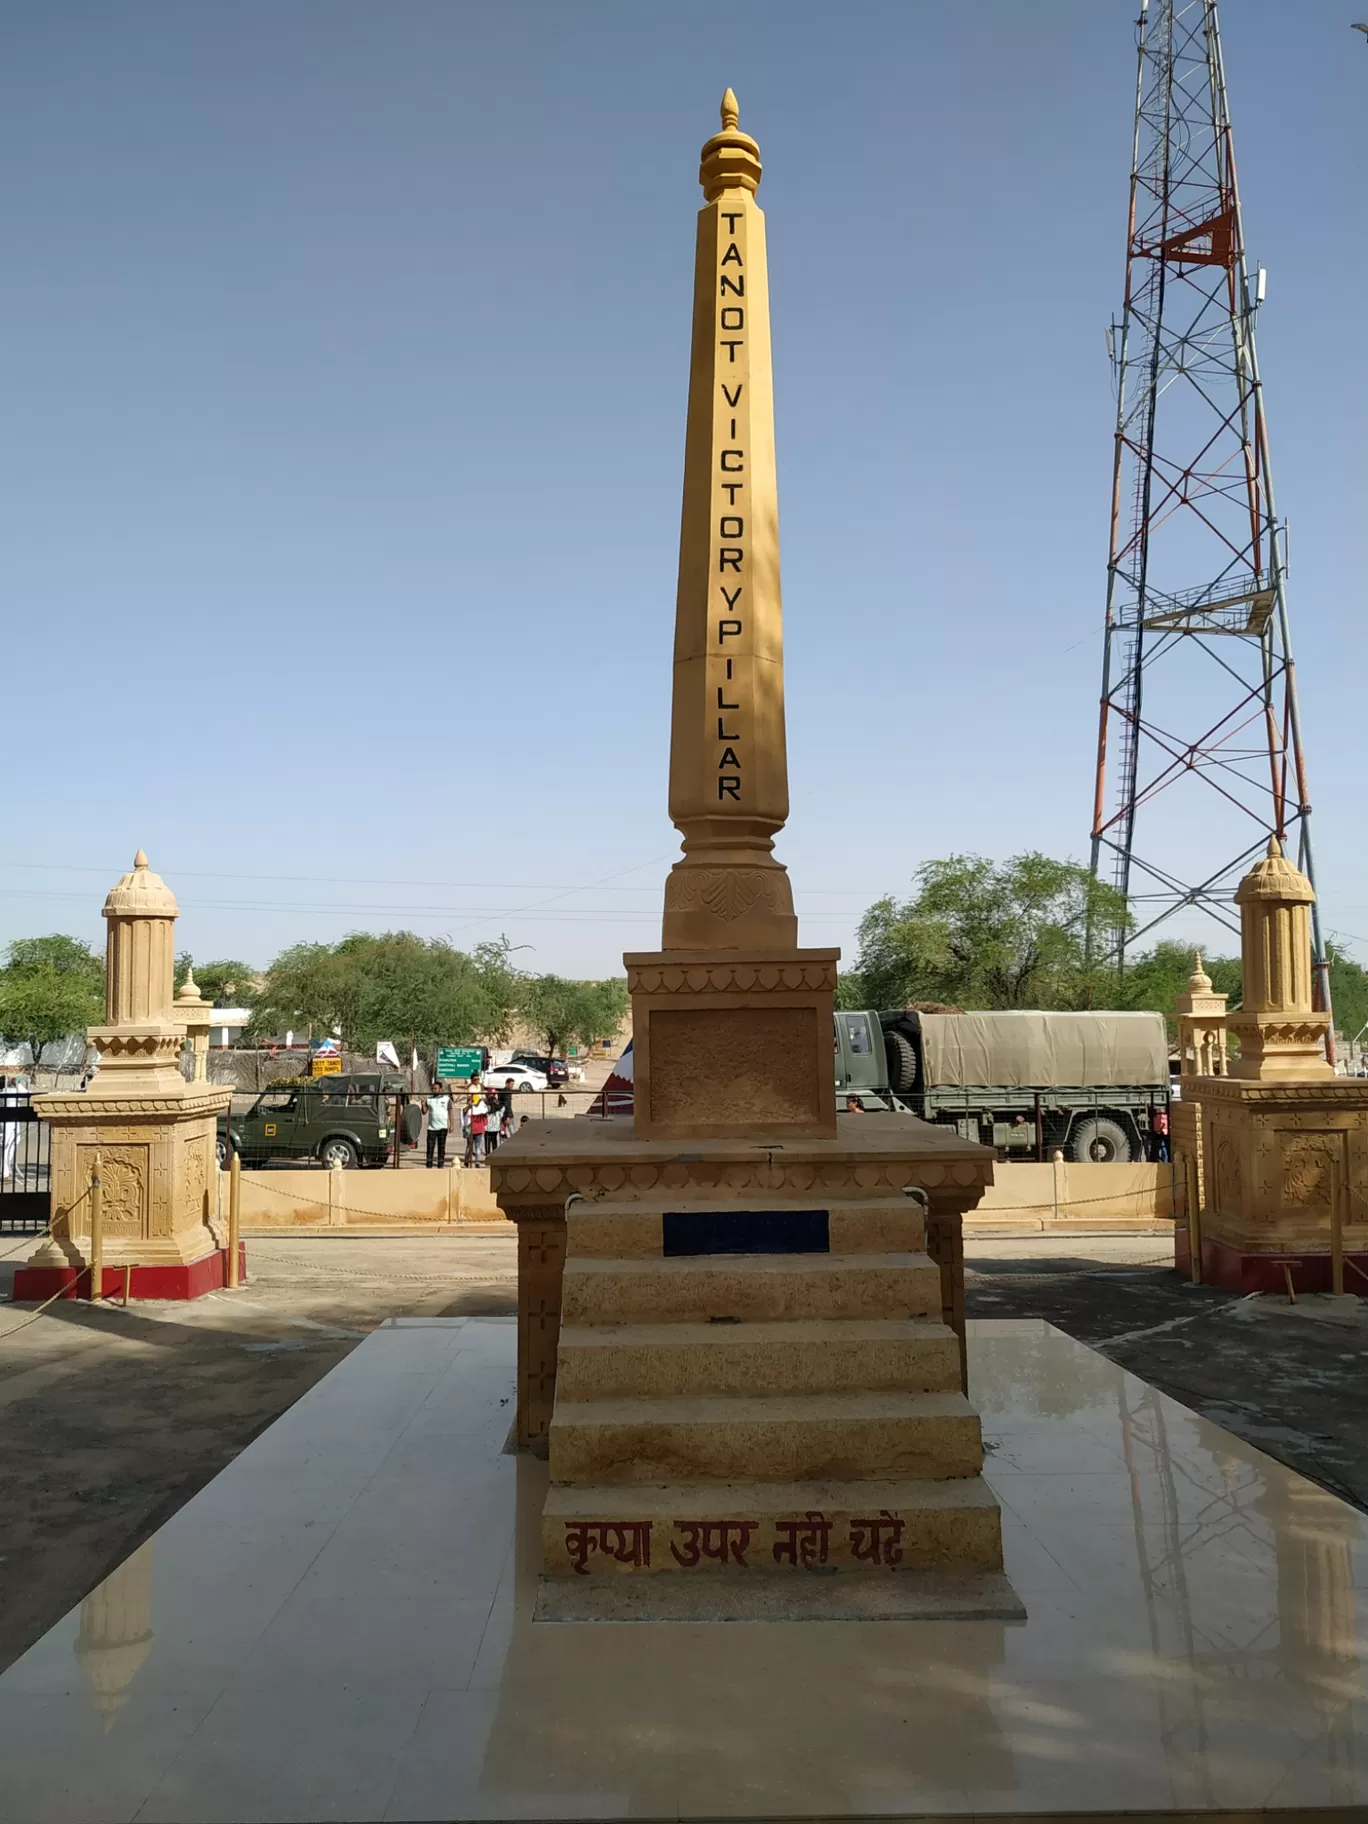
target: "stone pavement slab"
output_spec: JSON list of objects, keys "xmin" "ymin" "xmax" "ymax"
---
[{"xmin": 3, "ymin": 1314, "xmax": 1368, "ymax": 1819}]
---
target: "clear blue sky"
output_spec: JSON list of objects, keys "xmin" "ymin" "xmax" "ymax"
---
[{"xmin": 3, "ymin": 2, "xmax": 1364, "ymax": 978}]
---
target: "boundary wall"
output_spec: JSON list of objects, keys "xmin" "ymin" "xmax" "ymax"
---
[
  {"xmin": 225, "ymin": 1159, "xmax": 1178, "ymax": 1236},
  {"xmin": 222, "ymin": 1166, "xmax": 503, "ymax": 1231},
  {"xmin": 967, "ymin": 1160, "xmax": 1178, "ymax": 1235}
]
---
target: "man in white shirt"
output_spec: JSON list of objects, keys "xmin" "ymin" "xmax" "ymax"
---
[{"xmin": 425, "ymin": 1082, "xmax": 451, "ymax": 1169}]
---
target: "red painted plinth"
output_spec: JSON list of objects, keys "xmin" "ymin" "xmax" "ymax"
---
[
  {"xmin": 1175, "ymin": 1227, "xmax": 1366, "ymax": 1294},
  {"xmin": 12, "ymin": 1244, "xmax": 246, "ymax": 1304}
]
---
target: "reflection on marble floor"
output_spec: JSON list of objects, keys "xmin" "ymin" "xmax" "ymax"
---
[{"xmin": 2, "ymin": 1312, "xmax": 1367, "ymax": 1820}]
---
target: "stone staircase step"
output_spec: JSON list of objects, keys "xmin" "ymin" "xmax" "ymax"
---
[
  {"xmin": 565, "ymin": 1197, "xmax": 925, "ymax": 1259},
  {"xmin": 548, "ymin": 1389, "xmax": 982, "ymax": 1485},
  {"xmin": 561, "ymin": 1252, "xmax": 941, "ymax": 1325},
  {"xmin": 556, "ymin": 1317, "xmax": 960, "ymax": 1399},
  {"xmin": 535, "ymin": 1569, "xmax": 1026, "ymax": 1623},
  {"xmin": 542, "ymin": 1475, "xmax": 1003, "ymax": 1575}
]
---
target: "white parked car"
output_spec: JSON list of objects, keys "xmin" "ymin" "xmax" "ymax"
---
[{"xmin": 481, "ymin": 1064, "xmax": 549, "ymax": 1093}]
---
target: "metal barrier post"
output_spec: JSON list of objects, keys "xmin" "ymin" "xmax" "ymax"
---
[
  {"xmin": 228, "ymin": 1150, "xmax": 242, "ymax": 1288},
  {"xmin": 89, "ymin": 1153, "xmax": 103, "ymax": 1302}
]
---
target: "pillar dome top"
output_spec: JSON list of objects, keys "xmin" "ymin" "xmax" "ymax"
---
[
  {"xmin": 175, "ymin": 967, "xmax": 207, "ymax": 1007},
  {"xmin": 103, "ymin": 850, "xmax": 179, "ymax": 919},
  {"xmin": 1188, "ymin": 951, "xmax": 1212, "ymax": 993},
  {"xmin": 1234, "ymin": 836, "xmax": 1315, "ymax": 907},
  {"xmin": 700, "ymin": 87, "xmax": 762, "ymax": 201}
]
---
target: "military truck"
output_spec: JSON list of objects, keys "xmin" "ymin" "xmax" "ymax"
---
[
  {"xmin": 216, "ymin": 1074, "xmax": 415, "ymax": 1168},
  {"xmin": 834, "ymin": 1009, "xmax": 1168, "ymax": 1162}
]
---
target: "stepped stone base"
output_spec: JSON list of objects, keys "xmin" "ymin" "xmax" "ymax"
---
[
  {"xmin": 536, "ymin": 1569, "xmax": 1025, "ymax": 1624},
  {"xmin": 533, "ymin": 1162, "xmax": 1019, "ymax": 1619},
  {"xmin": 556, "ymin": 1316, "xmax": 962, "ymax": 1399},
  {"xmin": 544, "ymin": 1476, "xmax": 1004, "ymax": 1575},
  {"xmin": 489, "ymin": 1112, "xmax": 996, "ymax": 1451}
]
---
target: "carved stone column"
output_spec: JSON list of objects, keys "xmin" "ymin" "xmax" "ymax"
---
[
  {"xmin": 18, "ymin": 853, "xmax": 234, "ymax": 1301},
  {"xmin": 1171, "ymin": 953, "xmax": 1229, "ymax": 1272},
  {"xmin": 1228, "ymin": 838, "xmax": 1331, "ymax": 1082},
  {"xmin": 173, "ymin": 968, "xmax": 214, "ymax": 1083},
  {"xmin": 1189, "ymin": 841, "xmax": 1368, "ymax": 1292}
]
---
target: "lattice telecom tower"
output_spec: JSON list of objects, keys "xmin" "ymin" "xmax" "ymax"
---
[{"xmin": 1088, "ymin": 0, "xmax": 1328, "ymax": 1018}]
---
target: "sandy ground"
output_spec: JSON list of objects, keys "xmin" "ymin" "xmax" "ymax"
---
[{"xmin": 1, "ymin": 1226, "xmax": 1366, "ymax": 1675}]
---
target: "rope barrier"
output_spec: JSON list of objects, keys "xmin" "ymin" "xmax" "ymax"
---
[
  {"xmin": 238, "ymin": 1172, "xmax": 467, "ymax": 1224},
  {"xmin": 232, "ymin": 1167, "xmax": 508, "ymax": 1225},
  {"xmin": 973, "ymin": 1182, "xmax": 1177, "ymax": 1215},
  {"xmin": 0, "ymin": 1263, "xmax": 98, "ymax": 1338},
  {"xmin": 0, "ymin": 1179, "xmax": 96, "ymax": 1265}
]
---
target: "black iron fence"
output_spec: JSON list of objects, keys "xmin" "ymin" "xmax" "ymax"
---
[{"xmin": 0, "ymin": 1093, "xmax": 51, "ymax": 1231}]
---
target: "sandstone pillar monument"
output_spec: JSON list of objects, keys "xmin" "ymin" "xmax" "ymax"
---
[
  {"xmin": 16, "ymin": 853, "xmax": 236, "ymax": 1301},
  {"xmin": 630, "ymin": 89, "xmax": 834, "ymax": 1144},
  {"xmin": 1184, "ymin": 839, "xmax": 1368, "ymax": 1290},
  {"xmin": 493, "ymin": 96, "xmax": 1017, "ymax": 1622}
]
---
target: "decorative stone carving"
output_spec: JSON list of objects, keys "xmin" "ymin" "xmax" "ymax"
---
[
  {"xmin": 1281, "ymin": 1133, "xmax": 1340, "ymax": 1215},
  {"xmin": 1227, "ymin": 839, "xmax": 1331, "ymax": 1082},
  {"xmin": 627, "ymin": 956, "xmax": 837, "ymax": 997},
  {"xmin": 101, "ymin": 1151, "xmax": 147, "ymax": 1235},
  {"xmin": 20, "ymin": 851, "xmax": 232, "ymax": 1298},
  {"xmin": 1185, "ymin": 840, "xmax": 1368, "ymax": 1291},
  {"xmin": 183, "ymin": 1140, "xmax": 208, "ymax": 1225},
  {"xmin": 664, "ymin": 865, "xmax": 790, "ymax": 924}
]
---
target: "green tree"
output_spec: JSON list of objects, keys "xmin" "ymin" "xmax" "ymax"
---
[
  {"xmin": 854, "ymin": 853, "xmax": 1131, "ymax": 1011},
  {"xmin": 834, "ymin": 971, "xmax": 868, "ymax": 1012},
  {"xmin": 249, "ymin": 933, "xmax": 527, "ymax": 1063},
  {"xmin": 175, "ymin": 957, "xmax": 255, "ymax": 1006},
  {"xmin": 1328, "ymin": 942, "xmax": 1368, "ymax": 1043},
  {"xmin": 519, "ymin": 974, "xmax": 628, "ymax": 1057},
  {"xmin": 0, "ymin": 935, "xmax": 105, "ymax": 1061}
]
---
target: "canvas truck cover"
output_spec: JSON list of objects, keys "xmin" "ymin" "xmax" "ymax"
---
[{"xmin": 917, "ymin": 1011, "xmax": 1168, "ymax": 1090}]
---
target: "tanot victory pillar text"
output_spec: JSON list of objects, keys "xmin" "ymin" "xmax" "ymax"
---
[{"xmin": 663, "ymin": 90, "xmax": 796, "ymax": 953}]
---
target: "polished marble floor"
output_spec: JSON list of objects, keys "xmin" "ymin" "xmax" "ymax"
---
[{"xmin": 3, "ymin": 1314, "xmax": 1368, "ymax": 1821}]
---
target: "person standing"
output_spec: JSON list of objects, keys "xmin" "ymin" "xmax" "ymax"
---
[
  {"xmin": 468, "ymin": 1095, "xmax": 489, "ymax": 1166},
  {"xmin": 1150, "ymin": 1103, "xmax": 1170, "ymax": 1164},
  {"xmin": 425, "ymin": 1082, "xmax": 451, "ymax": 1168},
  {"xmin": 0, "ymin": 1075, "xmax": 20, "ymax": 1183}
]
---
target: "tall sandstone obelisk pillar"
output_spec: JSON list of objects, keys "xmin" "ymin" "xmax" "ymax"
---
[
  {"xmin": 629, "ymin": 92, "xmax": 837, "ymax": 1142},
  {"xmin": 493, "ymin": 106, "xmax": 1011, "ymax": 1634}
]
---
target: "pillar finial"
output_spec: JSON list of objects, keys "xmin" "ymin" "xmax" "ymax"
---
[
  {"xmin": 1229, "ymin": 833, "xmax": 1329, "ymax": 1077},
  {"xmin": 699, "ymin": 87, "xmax": 762, "ymax": 200},
  {"xmin": 134, "ymin": 849, "xmax": 148, "ymax": 870}
]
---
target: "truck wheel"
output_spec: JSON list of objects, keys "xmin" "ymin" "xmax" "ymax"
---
[
  {"xmin": 319, "ymin": 1136, "xmax": 358, "ymax": 1169},
  {"xmin": 216, "ymin": 1134, "xmax": 234, "ymax": 1169},
  {"xmin": 884, "ymin": 1029, "xmax": 918, "ymax": 1094},
  {"xmin": 1070, "ymin": 1116, "xmax": 1132, "ymax": 1163}
]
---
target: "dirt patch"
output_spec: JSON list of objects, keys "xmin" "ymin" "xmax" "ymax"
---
[{"xmin": 0, "ymin": 1231, "xmax": 516, "ymax": 1672}]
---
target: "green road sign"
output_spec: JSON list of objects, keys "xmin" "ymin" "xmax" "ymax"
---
[{"xmin": 437, "ymin": 1046, "xmax": 483, "ymax": 1079}]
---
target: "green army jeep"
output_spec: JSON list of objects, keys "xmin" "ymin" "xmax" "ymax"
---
[{"xmin": 216, "ymin": 1075, "xmax": 410, "ymax": 1169}]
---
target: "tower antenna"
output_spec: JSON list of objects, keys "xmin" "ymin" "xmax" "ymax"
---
[{"xmin": 1087, "ymin": 0, "xmax": 1331, "ymax": 1048}]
